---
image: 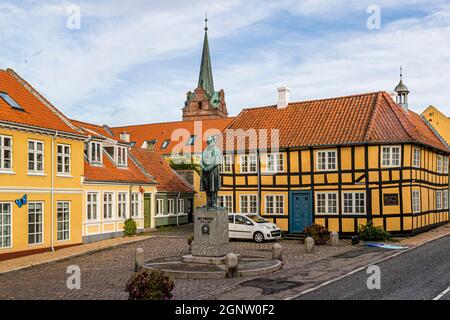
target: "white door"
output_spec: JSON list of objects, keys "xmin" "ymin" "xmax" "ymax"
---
[{"xmin": 234, "ymin": 215, "xmax": 254, "ymax": 239}]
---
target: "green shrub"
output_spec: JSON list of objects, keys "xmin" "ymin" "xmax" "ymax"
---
[
  {"xmin": 358, "ymin": 221, "xmax": 393, "ymax": 241},
  {"xmin": 123, "ymin": 218, "xmax": 137, "ymax": 237},
  {"xmin": 303, "ymin": 224, "xmax": 330, "ymax": 245},
  {"xmin": 125, "ymin": 269, "xmax": 174, "ymax": 300}
]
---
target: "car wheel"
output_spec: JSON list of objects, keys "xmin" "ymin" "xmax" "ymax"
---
[{"xmin": 253, "ymin": 231, "xmax": 264, "ymax": 243}]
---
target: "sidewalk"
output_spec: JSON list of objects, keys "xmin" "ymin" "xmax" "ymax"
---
[{"xmin": 0, "ymin": 234, "xmax": 153, "ymax": 274}]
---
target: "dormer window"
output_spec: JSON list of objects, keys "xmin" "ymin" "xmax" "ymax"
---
[
  {"xmin": 89, "ymin": 141, "xmax": 102, "ymax": 164},
  {"xmin": 161, "ymin": 139, "xmax": 170, "ymax": 149},
  {"xmin": 116, "ymin": 146, "xmax": 127, "ymax": 167},
  {"xmin": 145, "ymin": 140, "xmax": 157, "ymax": 150},
  {"xmin": 187, "ymin": 135, "xmax": 196, "ymax": 146}
]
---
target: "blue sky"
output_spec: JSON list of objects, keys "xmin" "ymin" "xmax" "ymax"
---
[{"xmin": 1, "ymin": 0, "xmax": 449, "ymax": 126}]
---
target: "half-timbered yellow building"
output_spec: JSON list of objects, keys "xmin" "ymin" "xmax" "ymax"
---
[{"xmin": 219, "ymin": 86, "xmax": 449, "ymax": 236}]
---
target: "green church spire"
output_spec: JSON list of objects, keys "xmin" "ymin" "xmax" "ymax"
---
[{"xmin": 198, "ymin": 14, "xmax": 215, "ymax": 94}]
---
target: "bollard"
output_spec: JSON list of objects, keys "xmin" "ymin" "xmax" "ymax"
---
[
  {"xmin": 272, "ymin": 243, "xmax": 283, "ymax": 260},
  {"xmin": 135, "ymin": 248, "xmax": 144, "ymax": 272},
  {"xmin": 330, "ymin": 231, "xmax": 339, "ymax": 246},
  {"xmin": 305, "ymin": 237, "xmax": 315, "ymax": 253},
  {"xmin": 225, "ymin": 252, "xmax": 239, "ymax": 278}
]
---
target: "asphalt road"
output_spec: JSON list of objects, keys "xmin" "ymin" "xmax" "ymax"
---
[{"xmin": 297, "ymin": 235, "xmax": 450, "ymax": 300}]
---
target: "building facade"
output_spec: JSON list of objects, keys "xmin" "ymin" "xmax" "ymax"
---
[{"xmin": 422, "ymin": 105, "xmax": 450, "ymax": 146}]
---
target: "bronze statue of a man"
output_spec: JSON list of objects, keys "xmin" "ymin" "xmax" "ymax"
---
[{"xmin": 200, "ymin": 136, "xmax": 222, "ymax": 208}]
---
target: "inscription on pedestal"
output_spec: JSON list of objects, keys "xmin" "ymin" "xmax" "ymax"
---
[{"xmin": 191, "ymin": 207, "xmax": 230, "ymax": 257}]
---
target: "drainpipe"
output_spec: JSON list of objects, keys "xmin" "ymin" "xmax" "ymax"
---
[
  {"xmin": 176, "ymin": 192, "xmax": 181, "ymax": 228},
  {"xmin": 51, "ymin": 131, "xmax": 58, "ymax": 251}
]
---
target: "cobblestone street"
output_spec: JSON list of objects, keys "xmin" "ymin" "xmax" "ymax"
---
[{"xmin": 0, "ymin": 224, "xmax": 355, "ymax": 300}]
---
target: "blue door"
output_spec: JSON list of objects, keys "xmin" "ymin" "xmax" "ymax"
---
[{"xmin": 289, "ymin": 191, "xmax": 313, "ymax": 233}]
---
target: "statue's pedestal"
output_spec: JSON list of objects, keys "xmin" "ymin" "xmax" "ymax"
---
[{"xmin": 191, "ymin": 207, "xmax": 230, "ymax": 257}]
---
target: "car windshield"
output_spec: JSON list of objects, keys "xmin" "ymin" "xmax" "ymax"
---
[{"xmin": 247, "ymin": 214, "xmax": 268, "ymax": 224}]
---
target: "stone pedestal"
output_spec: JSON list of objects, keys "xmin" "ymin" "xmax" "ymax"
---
[{"xmin": 191, "ymin": 206, "xmax": 230, "ymax": 257}]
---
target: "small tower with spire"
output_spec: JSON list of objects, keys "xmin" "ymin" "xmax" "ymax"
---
[
  {"xmin": 394, "ymin": 66, "xmax": 410, "ymax": 111},
  {"xmin": 182, "ymin": 15, "xmax": 228, "ymax": 121}
]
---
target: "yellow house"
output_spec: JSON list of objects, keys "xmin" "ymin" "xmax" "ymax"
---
[
  {"xmin": 219, "ymin": 88, "xmax": 449, "ymax": 237},
  {"xmin": 0, "ymin": 69, "xmax": 86, "ymax": 260},
  {"xmin": 422, "ymin": 106, "xmax": 450, "ymax": 146}
]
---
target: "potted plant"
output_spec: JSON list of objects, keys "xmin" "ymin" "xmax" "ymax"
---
[
  {"xmin": 123, "ymin": 218, "xmax": 137, "ymax": 237},
  {"xmin": 125, "ymin": 269, "xmax": 174, "ymax": 300},
  {"xmin": 303, "ymin": 224, "xmax": 330, "ymax": 245}
]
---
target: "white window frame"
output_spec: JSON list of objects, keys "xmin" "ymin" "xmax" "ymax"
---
[
  {"xmin": 57, "ymin": 144, "xmax": 71, "ymax": 175},
  {"xmin": 0, "ymin": 135, "xmax": 13, "ymax": 171},
  {"xmin": 240, "ymin": 154, "xmax": 257, "ymax": 173},
  {"xmin": 103, "ymin": 192, "xmax": 114, "ymax": 220},
  {"xmin": 131, "ymin": 193, "xmax": 140, "ymax": 218},
  {"xmin": 89, "ymin": 141, "xmax": 102, "ymax": 164},
  {"xmin": 168, "ymin": 199, "xmax": 175, "ymax": 215},
  {"xmin": 156, "ymin": 198, "xmax": 164, "ymax": 215},
  {"xmin": 218, "ymin": 195, "xmax": 233, "ymax": 213},
  {"xmin": 436, "ymin": 190, "xmax": 443, "ymax": 210},
  {"xmin": 118, "ymin": 192, "xmax": 127, "ymax": 219},
  {"xmin": 266, "ymin": 153, "xmax": 284, "ymax": 173},
  {"xmin": 28, "ymin": 140, "xmax": 44, "ymax": 174},
  {"xmin": 87, "ymin": 192, "xmax": 99, "ymax": 221},
  {"xmin": 413, "ymin": 147, "xmax": 421, "ymax": 168},
  {"xmin": 443, "ymin": 190, "xmax": 449, "ymax": 209},
  {"xmin": 316, "ymin": 150, "xmax": 337, "ymax": 171},
  {"xmin": 57, "ymin": 201, "xmax": 70, "ymax": 241},
  {"xmin": 265, "ymin": 195, "xmax": 284, "ymax": 214},
  {"xmin": 240, "ymin": 194, "xmax": 258, "ymax": 214},
  {"xmin": 0, "ymin": 202, "xmax": 12, "ymax": 248},
  {"xmin": 28, "ymin": 202, "xmax": 44, "ymax": 245},
  {"xmin": 177, "ymin": 198, "xmax": 185, "ymax": 214},
  {"xmin": 381, "ymin": 146, "xmax": 401, "ymax": 168},
  {"xmin": 116, "ymin": 146, "xmax": 127, "ymax": 167},
  {"xmin": 437, "ymin": 155, "xmax": 444, "ymax": 173},
  {"xmin": 412, "ymin": 190, "xmax": 420, "ymax": 213},
  {"xmin": 444, "ymin": 157, "xmax": 449, "ymax": 174},
  {"xmin": 342, "ymin": 192, "xmax": 366, "ymax": 215},
  {"xmin": 221, "ymin": 155, "xmax": 232, "ymax": 173},
  {"xmin": 315, "ymin": 192, "xmax": 338, "ymax": 215}
]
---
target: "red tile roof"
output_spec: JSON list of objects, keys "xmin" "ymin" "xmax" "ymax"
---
[
  {"xmin": 111, "ymin": 118, "xmax": 234, "ymax": 155},
  {"xmin": 130, "ymin": 148, "xmax": 193, "ymax": 193},
  {"xmin": 71, "ymin": 119, "xmax": 127, "ymax": 143},
  {"xmin": 0, "ymin": 69, "xmax": 82, "ymax": 136},
  {"xmin": 83, "ymin": 151, "xmax": 155, "ymax": 185},
  {"xmin": 224, "ymin": 91, "xmax": 449, "ymax": 153}
]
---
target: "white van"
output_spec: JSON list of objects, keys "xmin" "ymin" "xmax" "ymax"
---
[{"xmin": 228, "ymin": 213, "xmax": 282, "ymax": 243}]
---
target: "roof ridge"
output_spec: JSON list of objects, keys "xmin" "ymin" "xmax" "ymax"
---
[
  {"xmin": 112, "ymin": 117, "xmax": 235, "ymax": 129},
  {"xmin": 6, "ymin": 68, "xmax": 84, "ymax": 135}
]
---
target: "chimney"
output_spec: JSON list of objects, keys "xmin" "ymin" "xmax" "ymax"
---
[
  {"xmin": 277, "ymin": 87, "xmax": 290, "ymax": 108},
  {"xmin": 120, "ymin": 131, "xmax": 130, "ymax": 142}
]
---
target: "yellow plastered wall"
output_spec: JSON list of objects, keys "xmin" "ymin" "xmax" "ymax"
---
[{"xmin": 422, "ymin": 106, "xmax": 450, "ymax": 145}]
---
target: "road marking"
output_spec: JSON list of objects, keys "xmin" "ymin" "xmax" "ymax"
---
[{"xmin": 433, "ymin": 286, "xmax": 450, "ymax": 300}]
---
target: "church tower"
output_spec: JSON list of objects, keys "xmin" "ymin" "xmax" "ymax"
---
[{"xmin": 182, "ymin": 16, "xmax": 228, "ymax": 121}]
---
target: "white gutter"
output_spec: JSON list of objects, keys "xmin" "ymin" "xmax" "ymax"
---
[{"xmin": 51, "ymin": 131, "xmax": 58, "ymax": 251}]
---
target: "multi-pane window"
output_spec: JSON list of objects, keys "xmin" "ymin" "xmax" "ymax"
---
[
  {"xmin": 168, "ymin": 199, "xmax": 175, "ymax": 214},
  {"xmin": 412, "ymin": 191, "xmax": 420, "ymax": 213},
  {"xmin": 444, "ymin": 157, "xmax": 449, "ymax": 174},
  {"xmin": 118, "ymin": 193, "xmax": 127, "ymax": 219},
  {"xmin": 103, "ymin": 192, "xmax": 113, "ymax": 220},
  {"xmin": 316, "ymin": 193, "xmax": 337, "ymax": 214},
  {"xmin": 436, "ymin": 191, "xmax": 442, "ymax": 210},
  {"xmin": 177, "ymin": 199, "xmax": 185, "ymax": 214},
  {"xmin": 267, "ymin": 153, "xmax": 284, "ymax": 172},
  {"xmin": 220, "ymin": 155, "xmax": 232, "ymax": 173},
  {"xmin": 0, "ymin": 136, "xmax": 12, "ymax": 170},
  {"xmin": 382, "ymin": 146, "xmax": 400, "ymax": 167},
  {"xmin": 57, "ymin": 202, "xmax": 70, "ymax": 241},
  {"xmin": 265, "ymin": 195, "xmax": 284, "ymax": 214},
  {"xmin": 218, "ymin": 195, "xmax": 233, "ymax": 213},
  {"xmin": 28, "ymin": 140, "xmax": 44, "ymax": 173},
  {"xmin": 131, "ymin": 193, "xmax": 139, "ymax": 217},
  {"xmin": 240, "ymin": 195, "xmax": 257, "ymax": 214},
  {"xmin": 90, "ymin": 141, "xmax": 102, "ymax": 163},
  {"xmin": 28, "ymin": 202, "xmax": 43, "ymax": 245},
  {"xmin": 317, "ymin": 150, "xmax": 337, "ymax": 171},
  {"xmin": 437, "ymin": 155, "xmax": 443, "ymax": 173},
  {"xmin": 413, "ymin": 148, "xmax": 421, "ymax": 168},
  {"xmin": 156, "ymin": 199, "xmax": 164, "ymax": 215},
  {"xmin": 0, "ymin": 203, "xmax": 12, "ymax": 248},
  {"xmin": 87, "ymin": 192, "xmax": 98, "ymax": 221},
  {"xmin": 443, "ymin": 190, "xmax": 449, "ymax": 209},
  {"xmin": 117, "ymin": 146, "xmax": 127, "ymax": 166},
  {"xmin": 57, "ymin": 144, "xmax": 71, "ymax": 174},
  {"xmin": 240, "ymin": 154, "xmax": 257, "ymax": 173},
  {"xmin": 343, "ymin": 192, "xmax": 366, "ymax": 214}
]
